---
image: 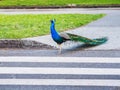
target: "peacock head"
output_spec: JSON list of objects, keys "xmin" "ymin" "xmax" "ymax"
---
[{"xmin": 50, "ymin": 19, "xmax": 56, "ymax": 24}]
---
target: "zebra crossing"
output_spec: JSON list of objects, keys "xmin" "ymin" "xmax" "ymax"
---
[{"xmin": 0, "ymin": 57, "xmax": 120, "ymax": 90}]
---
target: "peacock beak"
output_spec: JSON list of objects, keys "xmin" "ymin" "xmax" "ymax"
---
[{"xmin": 53, "ymin": 19, "xmax": 56, "ymax": 22}]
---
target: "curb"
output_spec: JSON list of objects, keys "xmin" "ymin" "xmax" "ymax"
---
[
  {"xmin": 0, "ymin": 5, "xmax": 120, "ymax": 9},
  {"xmin": 0, "ymin": 39, "xmax": 56, "ymax": 49}
]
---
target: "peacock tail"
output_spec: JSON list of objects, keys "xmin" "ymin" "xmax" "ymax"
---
[{"xmin": 67, "ymin": 33, "xmax": 108, "ymax": 46}]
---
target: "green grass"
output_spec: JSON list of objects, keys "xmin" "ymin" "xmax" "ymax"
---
[
  {"xmin": 0, "ymin": 0, "xmax": 119, "ymax": 7},
  {"xmin": 0, "ymin": 14, "xmax": 105, "ymax": 39}
]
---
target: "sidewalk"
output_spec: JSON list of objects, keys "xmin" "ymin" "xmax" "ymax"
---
[{"xmin": 0, "ymin": 8, "xmax": 120, "ymax": 14}]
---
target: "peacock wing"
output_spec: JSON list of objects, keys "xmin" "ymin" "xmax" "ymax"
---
[{"xmin": 60, "ymin": 32, "xmax": 70, "ymax": 40}]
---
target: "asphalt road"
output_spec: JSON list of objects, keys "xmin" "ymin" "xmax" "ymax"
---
[{"xmin": 0, "ymin": 49, "xmax": 120, "ymax": 57}]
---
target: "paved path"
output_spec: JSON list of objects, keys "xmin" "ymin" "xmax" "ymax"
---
[
  {"xmin": 0, "ymin": 8, "xmax": 120, "ymax": 14},
  {"xmin": 0, "ymin": 57, "xmax": 120, "ymax": 90}
]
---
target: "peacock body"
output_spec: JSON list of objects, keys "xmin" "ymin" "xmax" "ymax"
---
[
  {"xmin": 50, "ymin": 19, "xmax": 107, "ymax": 53},
  {"xmin": 50, "ymin": 20, "xmax": 70, "ymax": 45}
]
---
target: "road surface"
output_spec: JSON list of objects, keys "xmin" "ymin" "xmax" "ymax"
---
[{"xmin": 0, "ymin": 49, "xmax": 120, "ymax": 57}]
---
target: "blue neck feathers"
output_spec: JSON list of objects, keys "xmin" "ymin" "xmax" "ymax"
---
[{"xmin": 50, "ymin": 21, "xmax": 61, "ymax": 40}]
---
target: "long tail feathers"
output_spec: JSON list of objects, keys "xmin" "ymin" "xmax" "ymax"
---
[{"xmin": 67, "ymin": 33, "xmax": 108, "ymax": 46}]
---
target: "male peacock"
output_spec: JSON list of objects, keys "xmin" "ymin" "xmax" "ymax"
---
[{"xmin": 50, "ymin": 19, "xmax": 107, "ymax": 53}]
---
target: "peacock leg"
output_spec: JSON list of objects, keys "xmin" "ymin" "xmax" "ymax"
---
[{"xmin": 58, "ymin": 44, "xmax": 62, "ymax": 54}]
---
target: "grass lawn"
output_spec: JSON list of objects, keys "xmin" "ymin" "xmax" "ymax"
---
[
  {"xmin": 0, "ymin": 14, "xmax": 105, "ymax": 39},
  {"xmin": 0, "ymin": 0, "xmax": 119, "ymax": 7}
]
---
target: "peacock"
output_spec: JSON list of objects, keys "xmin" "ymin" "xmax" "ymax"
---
[{"xmin": 50, "ymin": 19, "xmax": 108, "ymax": 53}]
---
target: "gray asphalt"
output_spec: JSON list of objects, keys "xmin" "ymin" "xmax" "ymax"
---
[
  {"xmin": 1, "ymin": 85, "xmax": 119, "ymax": 90},
  {"xmin": 0, "ymin": 49, "xmax": 120, "ymax": 57},
  {"xmin": 1, "ymin": 62, "xmax": 120, "ymax": 68},
  {"xmin": 0, "ymin": 74, "xmax": 120, "ymax": 80}
]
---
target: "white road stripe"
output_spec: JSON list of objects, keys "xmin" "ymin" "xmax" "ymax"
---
[
  {"xmin": 0, "ymin": 57, "xmax": 120, "ymax": 63},
  {"xmin": 0, "ymin": 79, "xmax": 120, "ymax": 86},
  {"xmin": 0, "ymin": 67, "xmax": 120, "ymax": 75}
]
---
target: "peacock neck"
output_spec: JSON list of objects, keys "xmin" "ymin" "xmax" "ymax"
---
[{"xmin": 50, "ymin": 23, "xmax": 60, "ymax": 38}]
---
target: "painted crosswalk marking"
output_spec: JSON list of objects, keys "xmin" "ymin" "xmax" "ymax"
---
[
  {"xmin": 0, "ymin": 57, "xmax": 120, "ymax": 87},
  {"xmin": 0, "ymin": 79, "xmax": 120, "ymax": 86},
  {"xmin": 0, "ymin": 67, "xmax": 120, "ymax": 75},
  {"xmin": 0, "ymin": 57, "xmax": 120, "ymax": 63}
]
